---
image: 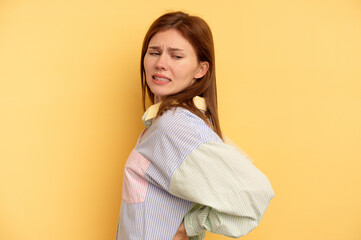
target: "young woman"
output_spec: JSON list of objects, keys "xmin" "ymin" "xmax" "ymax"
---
[{"xmin": 116, "ymin": 11, "xmax": 274, "ymax": 240}]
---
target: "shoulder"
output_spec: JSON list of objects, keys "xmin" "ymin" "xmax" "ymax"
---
[
  {"xmin": 156, "ymin": 107, "xmax": 199, "ymax": 127},
  {"xmin": 154, "ymin": 107, "xmax": 222, "ymax": 144}
]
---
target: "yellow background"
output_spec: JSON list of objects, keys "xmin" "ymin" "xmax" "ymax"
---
[{"xmin": 1, "ymin": 0, "xmax": 360, "ymax": 239}]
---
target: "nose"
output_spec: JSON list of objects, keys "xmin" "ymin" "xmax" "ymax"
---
[{"xmin": 155, "ymin": 53, "xmax": 167, "ymax": 70}]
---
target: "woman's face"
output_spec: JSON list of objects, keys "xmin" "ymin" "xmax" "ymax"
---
[{"xmin": 144, "ymin": 29, "xmax": 208, "ymax": 102}]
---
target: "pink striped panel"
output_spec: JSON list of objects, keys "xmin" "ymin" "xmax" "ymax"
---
[{"xmin": 122, "ymin": 149, "xmax": 151, "ymax": 204}]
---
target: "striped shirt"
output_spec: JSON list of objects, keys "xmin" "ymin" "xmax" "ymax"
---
[{"xmin": 116, "ymin": 97, "xmax": 274, "ymax": 240}]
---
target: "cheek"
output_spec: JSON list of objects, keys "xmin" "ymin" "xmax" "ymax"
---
[
  {"xmin": 179, "ymin": 63, "xmax": 199, "ymax": 79},
  {"xmin": 175, "ymin": 62, "xmax": 195, "ymax": 76}
]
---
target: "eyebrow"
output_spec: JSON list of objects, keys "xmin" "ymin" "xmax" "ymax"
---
[{"xmin": 148, "ymin": 46, "xmax": 184, "ymax": 52}]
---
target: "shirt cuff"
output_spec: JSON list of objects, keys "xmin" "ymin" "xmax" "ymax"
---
[{"xmin": 184, "ymin": 210, "xmax": 205, "ymax": 237}]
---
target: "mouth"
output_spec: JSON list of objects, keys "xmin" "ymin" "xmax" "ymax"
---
[{"xmin": 152, "ymin": 75, "xmax": 171, "ymax": 84}]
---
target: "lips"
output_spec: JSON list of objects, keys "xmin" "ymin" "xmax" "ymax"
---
[{"xmin": 152, "ymin": 74, "xmax": 171, "ymax": 85}]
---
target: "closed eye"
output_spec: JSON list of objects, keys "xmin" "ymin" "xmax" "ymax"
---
[{"xmin": 172, "ymin": 55, "xmax": 183, "ymax": 59}]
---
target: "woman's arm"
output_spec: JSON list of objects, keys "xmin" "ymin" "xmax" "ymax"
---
[
  {"xmin": 169, "ymin": 142, "xmax": 274, "ymax": 238},
  {"xmin": 173, "ymin": 221, "xmax": 189, "ymax": 240}
]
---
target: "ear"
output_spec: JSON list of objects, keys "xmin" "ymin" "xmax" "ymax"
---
[{"xmin": 194, "ymin": 61, "xmax": 209, "ymax": 79}]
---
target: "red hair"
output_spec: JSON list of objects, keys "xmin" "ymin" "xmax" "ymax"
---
[{"xmin": 140, "ymin": 11, "xmax": 222, "ymax": 139}]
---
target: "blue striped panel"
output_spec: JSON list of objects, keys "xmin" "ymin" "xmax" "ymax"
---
[
  {"xmin": 117, "ymin": 182, "xmax": 192, "ymax": 239},
  {"xmin": 117, "ymin": 108, "xmax": 224, "ymax": 239}
]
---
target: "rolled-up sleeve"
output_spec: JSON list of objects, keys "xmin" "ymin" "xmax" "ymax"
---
[{"xmin": 169, "ymin": 142, "xmax": 275, "ymax": 238}]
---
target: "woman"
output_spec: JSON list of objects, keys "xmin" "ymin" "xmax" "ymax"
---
[{"xmin": 116, "ymin": 11, "xmax": 274, "ymax": 240}]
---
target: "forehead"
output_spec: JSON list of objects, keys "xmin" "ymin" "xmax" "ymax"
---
[{"xmin": 148, "ymin": 29, "xmax": 194, "ymax": 50}]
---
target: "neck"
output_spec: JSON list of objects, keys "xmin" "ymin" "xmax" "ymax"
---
[{"xmin": 154, "ymin": 95, "xmax": 163, "ymax": 104}]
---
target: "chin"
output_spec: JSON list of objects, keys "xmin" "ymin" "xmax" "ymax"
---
[{"xmin": 149, "ymin": 89, "xmax": 170, "ymax": 100}]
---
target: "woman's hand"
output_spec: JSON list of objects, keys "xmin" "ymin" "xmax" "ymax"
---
[{"xmin": 173, "ymin": 220, "xmax": 189, "ymax": 240}]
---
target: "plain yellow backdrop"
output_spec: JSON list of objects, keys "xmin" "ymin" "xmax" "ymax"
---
[{"xmin": 1, "ymin": 0, "xmax": 360, "ymax": 239}]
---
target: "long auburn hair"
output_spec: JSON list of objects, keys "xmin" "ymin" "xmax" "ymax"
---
[{"xmin": 140, "ymin": 11, "xmax": 222, "ymax": 139}]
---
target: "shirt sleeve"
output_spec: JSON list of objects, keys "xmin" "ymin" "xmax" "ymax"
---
[{"xmin": 169, "ymin": 139, "xmax": 275, "ymax": 238}]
